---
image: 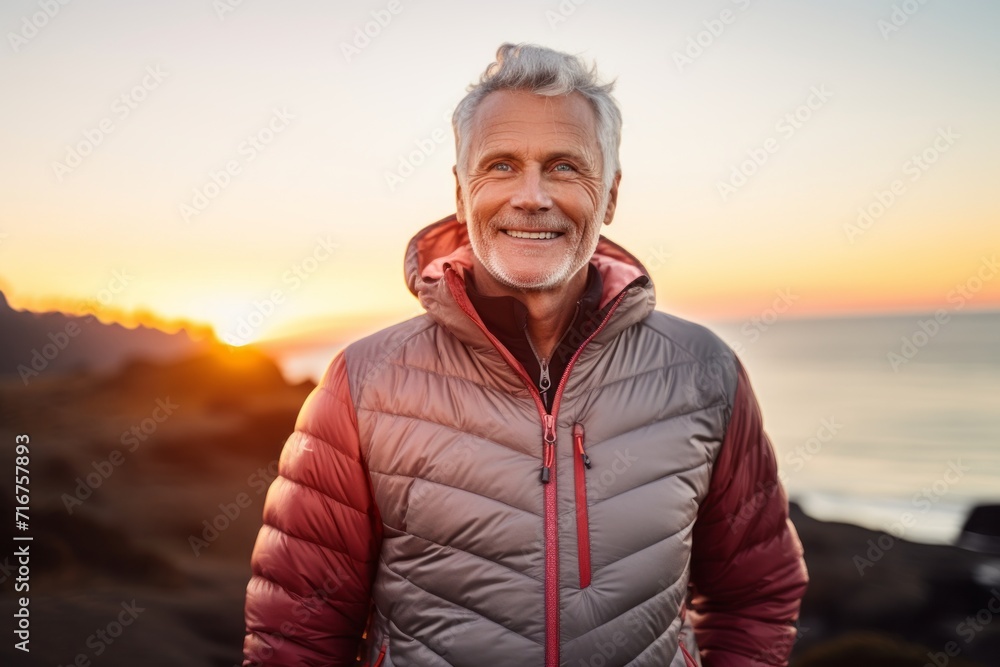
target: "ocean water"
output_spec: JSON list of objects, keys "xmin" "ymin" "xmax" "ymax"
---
[
  {"xmin": 713, "ymin": 309, "xmax": 1000, "ymax": 543},
  {"xmin": 273, "ymin": 309, "xmax": 1000, "ymax": 544}
]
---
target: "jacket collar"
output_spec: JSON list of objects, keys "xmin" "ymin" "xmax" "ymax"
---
[
  {"xmin": 405, "ymin": 214, "xmax": 656, "ymax": 375},
  {"xmin": 463, "ymin": 262, "xmax": 604, "ymax": 349}
]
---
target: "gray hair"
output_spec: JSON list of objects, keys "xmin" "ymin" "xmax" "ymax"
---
[{"xmin": 452, "ymin": 43, "xmax": 622, "ymax": 189}]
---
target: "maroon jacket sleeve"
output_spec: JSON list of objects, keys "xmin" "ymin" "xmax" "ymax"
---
[
  {"xmin": 688, "ymin": 358, "xmax": 809, "ymax": 667},
  {"xmin": 243, "ymin": 352, "xmax": 382, "ymax": 666}
]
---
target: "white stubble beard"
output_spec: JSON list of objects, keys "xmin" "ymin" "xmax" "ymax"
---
[{"xmin": 465, "ymin": 194, "xmax": 608, "ymax": 292}]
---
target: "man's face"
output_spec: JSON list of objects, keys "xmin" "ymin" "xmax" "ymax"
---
[{"xmin": 455, "ymin": 90, "xmax": 619, "ymax": 292}]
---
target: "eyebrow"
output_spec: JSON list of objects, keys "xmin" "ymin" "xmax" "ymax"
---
[{"xmin": 473, "ymin": 148, "xmax": 591, "ymax": 166}]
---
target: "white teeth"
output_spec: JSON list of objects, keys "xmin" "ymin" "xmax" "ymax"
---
[{"xmin": 503, "ymin": 229, "xmax": 560, "ymax": 240}]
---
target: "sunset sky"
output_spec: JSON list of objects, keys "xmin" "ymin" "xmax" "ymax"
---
[{"xmin": 2, "ymin": 0, "xmax": 998, "ymax": 345}]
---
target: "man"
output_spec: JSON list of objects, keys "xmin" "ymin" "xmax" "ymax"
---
[{"xmin": 243, "ymin": 43, "xmax": 807, "ymax": 666}]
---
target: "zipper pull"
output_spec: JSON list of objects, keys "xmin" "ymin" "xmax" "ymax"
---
[
  {"xmin": 573, "ymin": 423, "xmax": 591, "ymax": 469},
  {"xmin": 540, "ymin": 414, "xmax": 557, "ymax": 483},
  {"xmin": 538, "ymin": 358, "xmax": 551, "ymax": 393},
  {"xmin": 538, "ymin": 358, "xmax": 551, "ymax": 407}
]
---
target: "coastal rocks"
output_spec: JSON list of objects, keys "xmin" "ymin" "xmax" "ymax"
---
[{"xmin": 791, "ymin": 504, "xmax": 1000, "ymax": 666}]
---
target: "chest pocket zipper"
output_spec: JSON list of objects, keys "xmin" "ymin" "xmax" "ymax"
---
[
  {"xmin": 363, "ymin": 639, "xmax": 387, "ymax": 667},
  {"xmin": 573, "ymin": 422, "xmax": 592, "ymax": 588}
]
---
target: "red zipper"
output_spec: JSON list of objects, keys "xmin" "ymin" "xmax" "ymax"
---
[
  {"xmin": 677, "ymin": 603, "xmax": 698, "ymax": 666},
  {"xmin": 542, "ymin": 290, "xmax": 629, "ymax": 664},
  {"xmin": 679, "ymin": 641, "xmax": 697, "ymax": 667},
  {"xmin": 541, "ymin": 414, "xmax": 557, "ymax": 483},
  {"xmin": 444, "ymin": 268, "xmax": 633, "ymax": 667},
  {"xmin": 541, "ymin": 413, "xmax": 560, "ymax": 666},
  {"xmin": 573, "ymin": 422, "xmax": 592, "ymax": 588},
  {"xmin": 362, "ymin": 639, "xmax": 387, "ymax": 667}
]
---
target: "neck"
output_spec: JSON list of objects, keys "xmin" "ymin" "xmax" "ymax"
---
[{"xmin": 469, "ymin": 261, "xmax": 588, "ymax": 360}]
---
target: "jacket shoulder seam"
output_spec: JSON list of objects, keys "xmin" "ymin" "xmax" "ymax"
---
[
  {"xmin": 637, "ymin": 315, "xmax": 731, "ymax": 363},
  {"xmin": 298, "ymin": 383, "xmax": 362, "ymax": 463},
  {"xmin": 636, "ymin": 316, "xmax": 735, "ymax": 409},
  {"xmin": 347, "ymin": 318, "xmax": 437, "ymax": 418}
]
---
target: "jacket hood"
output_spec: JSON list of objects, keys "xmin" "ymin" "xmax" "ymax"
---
[{"xmin": 403, "ymin": 214, "xmax": 657, "ymax": 355}]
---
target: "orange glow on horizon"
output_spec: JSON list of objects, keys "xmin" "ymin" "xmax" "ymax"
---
[
  {"xmin": 5, "ymin": 280, "xmax": 998, "ymax": 351},
  {"xmin": 3, "ymin": 289, "xmax": 218, "ymax": 342}
]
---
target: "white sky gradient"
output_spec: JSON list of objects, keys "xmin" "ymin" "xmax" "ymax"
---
[{"xmin": 1, "ymin": 0, "xmax": 998, "ymax": 342}]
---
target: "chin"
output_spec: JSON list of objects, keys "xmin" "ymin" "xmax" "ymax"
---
[
  {"xmin": 487, "ymin": 260, "xmax": 576, "ymax": 292},
  {"xmin": 503, "ymin": 275, "xmax": 561, "ymax": 292}
]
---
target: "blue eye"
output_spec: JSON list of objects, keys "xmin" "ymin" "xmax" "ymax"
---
[
  {"xmin": 492, "ymin": 163, "xmax": 511, "ymax": 171},
  {"xmin": 553, "ymin": 163, "xmax": 574, "ymax": 172}
]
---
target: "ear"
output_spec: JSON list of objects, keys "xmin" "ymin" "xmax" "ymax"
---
[
  {"xmin": 602, "ymin": 171, "xmax": 621, "ymax": 226},
  {"xmin": 453, "ymin": 165, "xmax": 467, "ymax": 224}
]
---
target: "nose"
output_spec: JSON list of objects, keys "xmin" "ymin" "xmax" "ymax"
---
[{"xmin": 509, "ymin": 167, "xmax": 553, "ymax": 213}]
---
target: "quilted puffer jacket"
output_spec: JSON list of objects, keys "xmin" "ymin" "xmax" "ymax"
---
[{"xmin": 243, "ymin": 214, "xmax": 808, "ymax": 667}]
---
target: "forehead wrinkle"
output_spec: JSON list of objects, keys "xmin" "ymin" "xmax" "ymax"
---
[
  {"xmin": 478, "ymin": 114, "xmax": 593, "ymax": 139},
  {"xmin": 473, "ymin": 123, "xmax": 598, "ymax": 163},
  {"xmin": 463, "ymin": 91, "xmax": 603, "ymax": 171}
]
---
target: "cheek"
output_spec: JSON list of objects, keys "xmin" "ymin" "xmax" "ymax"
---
[
  {"xmin": 557, "ymin": 183, "xmax": 605, "ymax": 220},
  {"xmin": 466, "ymin": 180, "xmax": 505, "ymax": 213}
]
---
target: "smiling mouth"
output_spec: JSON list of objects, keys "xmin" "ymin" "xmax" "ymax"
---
[{"xmin": 502, "ymin": 229, "xmax": 563, "ymax": 240}]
